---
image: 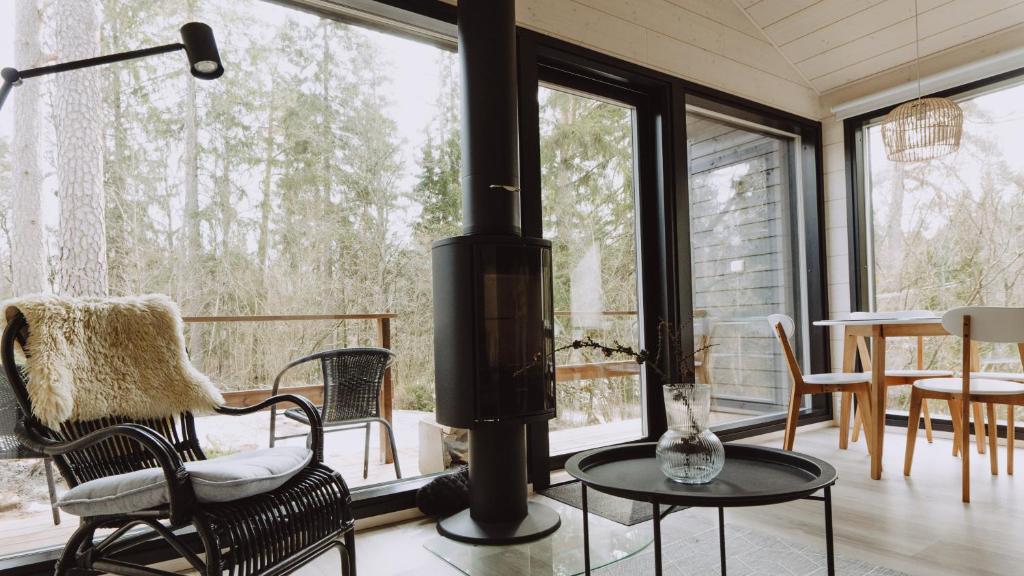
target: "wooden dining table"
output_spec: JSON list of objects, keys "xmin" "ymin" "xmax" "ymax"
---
[{"xmin": 813, "ymin": 316, "xmax": 949, "ymax": 480}]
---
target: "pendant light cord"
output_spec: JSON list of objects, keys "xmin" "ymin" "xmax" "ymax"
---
[{"xmin": 914, "ymin": 0, "xmax": 922, "ymax": 102}]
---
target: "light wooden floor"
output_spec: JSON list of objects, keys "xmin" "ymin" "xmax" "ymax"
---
[{"xmin": 357, "ymin": 424, "xmax": 1024, "ymax": 576}]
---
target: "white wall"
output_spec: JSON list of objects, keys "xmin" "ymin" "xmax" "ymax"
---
[{"xmin": 821, "ymin": 116, "xmax": 851, "ymax": 372}]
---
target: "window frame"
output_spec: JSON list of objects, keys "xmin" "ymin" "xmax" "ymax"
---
[
  {"xmin": 516, "ymin": 29, "xmax": 832, "ymax": 485},
  {"xmin": 843, "ymin": 67, "xmax": 1024, "ymax": 436}
]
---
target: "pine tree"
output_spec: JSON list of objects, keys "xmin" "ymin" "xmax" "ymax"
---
[
  {"xmin": 53, "ymin": 0, "xmax": 108, "ymax": 296},
  {"xmin": 413, "ymin": 52, "xmax": 461, "ymax": 241},
  {"xmin": 11, "ymin": 0, "xmax": 47, "ymax": 295}
]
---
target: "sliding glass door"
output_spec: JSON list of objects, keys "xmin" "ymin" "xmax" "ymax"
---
[
  {"xmin": 538, "ymin": 84, "xmax": 645, "ymax": 455},
  {"xmin": 685, "ymin": 107, "xmax": 807, "ymax": 425}
]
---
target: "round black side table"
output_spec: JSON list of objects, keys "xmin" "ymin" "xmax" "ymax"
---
[{"xmin": 565, "ymin": 443, "xmax": 839, "ymax": 576}]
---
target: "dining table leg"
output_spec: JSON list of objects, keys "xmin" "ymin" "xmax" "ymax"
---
[
  {"xmin": 870, "ymin": 327, "xmax": 887, "ymax": 479},
  {"xmin": 840, "ymin": 328, "xmax": 860, "ymax": 452}
]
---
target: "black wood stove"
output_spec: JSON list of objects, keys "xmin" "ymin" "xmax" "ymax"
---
[{"xmin": 430, "ymin": 0, "xmax": 561, "ymax": 545}]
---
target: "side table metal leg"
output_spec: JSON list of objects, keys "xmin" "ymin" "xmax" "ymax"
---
[
  {"xmin": 824, "ymin": 486, "xmax": 835, "ymax": 576},
  {"xmin": 582, "ymin": 484, "xmax": 591, "ymax": 575},
  {"xmin": 718, "ymin": 507, "xmax": 727, "ymax": 576},
  {"xmin": 653, "ymin": 501, "xmax": 662, "ymax": 576}
]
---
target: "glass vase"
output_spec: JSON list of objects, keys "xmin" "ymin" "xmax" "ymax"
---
[{"xmin": 655, "ymin": 384, "xmax": 724, "ymax": 484}]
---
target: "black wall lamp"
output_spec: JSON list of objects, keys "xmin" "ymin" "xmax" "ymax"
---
[{"xmin": 0, "ymin": 21, "xmax": 223, "ymax": 112}]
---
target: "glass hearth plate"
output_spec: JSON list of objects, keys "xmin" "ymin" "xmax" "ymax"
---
[{"xmin": 424, "ymin": 497, "xmax": 653, "ymax": 576}]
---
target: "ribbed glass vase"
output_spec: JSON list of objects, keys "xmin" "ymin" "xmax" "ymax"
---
[{"xmin": 655, "ymin": 384, "xmax": 724, "ymax": 484}]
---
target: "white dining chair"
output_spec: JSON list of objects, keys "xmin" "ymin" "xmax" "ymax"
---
[
  {"xmin": 768, "ymin": 314, "xmax": 874, "ymax": 452},
  {"xmin": 903, "ymin": 307, "xmax": 1024, "ymax": 503}
]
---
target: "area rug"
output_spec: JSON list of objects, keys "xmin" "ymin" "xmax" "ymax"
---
[
  {"xmin": 594, "ymin": 520, "xmax": 909, "ymax": 576},
  {"xmin": 539, "ymin": 480, "xmax": 685, "ymax": 526},
  {"xmin": 424, "ymin": 501, "xmax": 910, "ymax": 576}
]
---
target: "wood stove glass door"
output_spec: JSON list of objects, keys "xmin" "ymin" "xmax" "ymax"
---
[{"xmin": 538, "ymin": 84, "xmax": 644, "ymax": 456}]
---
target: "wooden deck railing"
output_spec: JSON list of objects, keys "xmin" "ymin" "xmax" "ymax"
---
[
  {"xmin": 182, "ymin": 310, "xmax": 654, "ymax": 463},
  {"xmin": 182, "ymin": 313, "xmax": 396, "ymax": 463}
]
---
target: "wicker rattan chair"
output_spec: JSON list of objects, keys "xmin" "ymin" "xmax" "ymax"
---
[
  {"xmin": 1, "ymin": 312, "xmax": 357, "ymax": 576},
  {"xmin": 0, "ymin": 367, "xmax": 61, "ymax": 525},
  {"xmin": 269, "ymin": 348, "xmax": 401, "ymax": 480}
]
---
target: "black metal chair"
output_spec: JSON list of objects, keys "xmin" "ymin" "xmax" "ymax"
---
[
  {"xmin": 1, "ymin": 312, "xmax": 358, "ymax": 576},
  {"xmin": 0, "ymin": 367, "xmax": 60, "ymax": 525},
  {"xmin": 269, "ymin": 348, "xmax": 401, "ymax": 480}
]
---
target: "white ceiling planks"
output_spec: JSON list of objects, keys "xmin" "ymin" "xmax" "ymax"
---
[
  {"xmin": 746, "ymin": 0, "xmax": 821, "ymax": 28},
  {"xmin": 733, "ymin": 0, "xmax": 1024, "ymax": 93}
]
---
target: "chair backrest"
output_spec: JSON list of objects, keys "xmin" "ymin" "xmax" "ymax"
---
[
  {"xmin": 942, "ymin": 307, "xmax": 1024, "ymax": 372},
  {"xmin": 1, "ymin": 312, "xmax": 206, "ymax": 488},
  {"xmin": 767, "ymin": 314, "xmax": 802, "ymax": 382},
  {"xmin": 319, "ymin": 348, "xmax": 394, "ymax": 423},
  {"xmin": 767, "ymin": 314, "xmax": 795, "ymax": 340},
  {"xmin": 942, "ymin": 307, "xmax": 1024, "ymax": 342}
]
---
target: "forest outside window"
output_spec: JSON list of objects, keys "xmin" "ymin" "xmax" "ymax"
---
[
  {"xmin": 0, "ymin": 0, "xmax": 460, "ymax": 558},
  {"xmin": 858, "ymin": 77, "xmax": 1024, "ymax": 422}
]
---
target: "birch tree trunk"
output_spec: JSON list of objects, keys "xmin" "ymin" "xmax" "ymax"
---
[
  {"xmin": 11, "ymin": 0, "xmax": 47, "ymax": 295},
  {"xmin": 53, "ymin": 0, "xmax": 107, "ymax": 296}
]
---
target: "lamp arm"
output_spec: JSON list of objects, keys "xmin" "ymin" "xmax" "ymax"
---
[
  {"xmin": 19, "ymin": 42, "xmax": 185, "ymax": 80},
  {"xmin": 0, "ymin": 42, "xmax": 184, "ymax": 113}
]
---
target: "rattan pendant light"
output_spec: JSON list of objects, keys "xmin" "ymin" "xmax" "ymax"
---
[{"xmin": 881, "ymin": 0, "xmax": 963, "ymax": 162}]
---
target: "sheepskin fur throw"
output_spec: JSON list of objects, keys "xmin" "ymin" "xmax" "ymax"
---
[{"xmin": 3, "ymin": 294, "xmax": 224, "ymax": 428}]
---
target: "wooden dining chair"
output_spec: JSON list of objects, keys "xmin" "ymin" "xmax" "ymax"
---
[
  {"xmin": 845, "ymin": 311, "xmax": 954, "ymax": 448},
  {"xmin": 903, "ymin": 307, "xmax": 1024, "ymax": 503},
  {"xmin": 768, "ymin": 314, "xmax": 874, "ymax": 451}
]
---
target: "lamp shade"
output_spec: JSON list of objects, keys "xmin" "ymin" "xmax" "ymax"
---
[
  {"xmin": 180, "ymin": 22, "xmax": 223, "ymax": 80},
  {"xmin": 881, "ymin": 97, "xmax": 963, "ymax": 162}
]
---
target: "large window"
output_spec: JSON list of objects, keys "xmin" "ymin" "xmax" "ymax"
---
[
  {"xmin": 859, "ymin": 77, "xmax": 1024, "ymax": 414},
  {"xmin": 686, "ymin": 108, "xmax": 807, "ymax": 424},
  {"xmin": 539, "ymin": 84, "xmax": 644, "ymax": 455},
  {"xmin": 0, "ymin": 0, "xmax": 458, "ymax": 557}
]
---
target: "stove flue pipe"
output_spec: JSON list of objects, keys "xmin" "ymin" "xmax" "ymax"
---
[{"xmin": 458, "ymin": 0, "xmax": 521, "ymax": 237}]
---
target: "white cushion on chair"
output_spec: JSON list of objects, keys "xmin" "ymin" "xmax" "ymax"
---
[
  {"xmin": 802, "ymin": 372, "xmax": 871, "ymax": 385},
  {"xmin": 58, "ymin": 446, "xmax": 312, "ymax": 517},
  {"xmin": 913, "ymin": 377, "xmax": 1024, "ymax": 395}
]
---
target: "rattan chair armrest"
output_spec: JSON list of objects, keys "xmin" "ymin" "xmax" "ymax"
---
[
  {"xmin": 216, "ymin": 394, "xmax": 324, "ymax": 461},
  {"xmin": 16, "ymin": 420, "xmax": 197, "ymax": 524}
]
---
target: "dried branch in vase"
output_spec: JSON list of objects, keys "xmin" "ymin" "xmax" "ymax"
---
[{"xmin": 555, "ymin": 320, "xmax": 713, "ymax": 385}]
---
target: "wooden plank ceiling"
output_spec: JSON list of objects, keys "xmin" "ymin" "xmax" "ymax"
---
[{"xmin": 730, "ymin": 0, "xmax": 1024, "ymax": 94}]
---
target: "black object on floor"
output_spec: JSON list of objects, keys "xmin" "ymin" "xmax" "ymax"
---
[
  {"xmin": 539, "ymin": 480, "xmax": 685, "ymax": 526},
  {"xmin": 417, "ymin": 466, "xmax": 469, "ymax": 518}
]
